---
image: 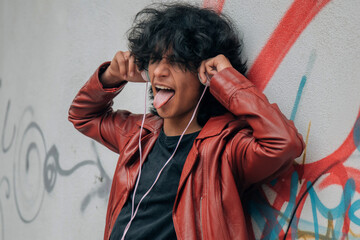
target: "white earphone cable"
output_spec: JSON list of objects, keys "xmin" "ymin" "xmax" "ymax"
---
[{"xmin": 121, "ymin": 75, "xmax": 209, "ymax": 240}]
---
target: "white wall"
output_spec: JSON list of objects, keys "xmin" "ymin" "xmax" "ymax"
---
[{"xmin": 1, "ymin": 0, "xmax": 359, "ymax": 239}]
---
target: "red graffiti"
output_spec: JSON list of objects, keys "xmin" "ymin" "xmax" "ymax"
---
[
  {"xmin": 320, "ymin": 167, "xmax": 360, "ymax": 193},
  {"xmin": 247, "ymin": 0, "xmax": 331, "ymax": 91},
  {"xmin": 203, "ymin": 0, "xmax": 360, "ymax": 238},
  {"xmin": 202, "ymin": 0, "xmax": 225, "ymax": 14},
  {"xmin": 272, "ymin": 110, "xmax": 360, "ymax": 238},
  {"xmin": 301, "ymin": 110, "xmax": 359, "ymax": 184}
]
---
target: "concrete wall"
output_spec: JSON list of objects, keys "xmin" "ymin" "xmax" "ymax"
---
[{"xmin": 1, "ymin": 0, "xmax": 359, "ymax": 239}]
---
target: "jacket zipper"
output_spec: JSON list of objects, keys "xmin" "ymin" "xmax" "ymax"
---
[
  {"xmin": 200, "ymin": 197, "xmax": 204, "ymax": 240},
  {"xmin": 200, "ymin": 141, "xmax": 209, "ymax": 240},
  {"xmin": 108, "ymin": 211, "xmax": 113, "ymax": 239}
]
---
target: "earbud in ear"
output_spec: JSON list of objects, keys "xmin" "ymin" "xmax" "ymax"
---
[
  {"xmin": 197, "ymin": 73, "xmax": 204, "ymax": 85},
  {"xmin": 198, "ymin": 73, "xmax": 210, "ymax": 86},
  {"xmin": 141, "ymin": 70, "xmax": 151, "ymax": 82}
]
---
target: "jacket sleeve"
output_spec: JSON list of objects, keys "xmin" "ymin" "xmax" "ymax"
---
[
  {"xmin": 68, "ymin": 62, "xmax": 137, "ymax": 153},
  {"xmin": 210, "ymin": 67, "xmax": 305, "ymax": 187}
]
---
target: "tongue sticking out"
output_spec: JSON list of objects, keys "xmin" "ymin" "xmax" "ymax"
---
[{"xmin": 153, "ymin": 89, "xmax": 175, "ymax": 109}]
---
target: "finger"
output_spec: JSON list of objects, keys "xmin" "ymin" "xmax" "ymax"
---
[
  {"xmin": 205, "ymin": 57, "xmax": 216, "ymax": 69},
  {"xmin": 108, "ymin": 54, "xmax": 119, "ymax": 78},
  {"xmin": 116, "ymin": 51, "xmax": 128, "ymax": 79},
  {"xmin": 128, "ymin": 54, "xmax": 136, "ymax": 77},
  {"xmin": 124, "ymin": 51, "xmax": 131, "ymax": 77},
  {"xmin": 198, "ymin": 61, "xmax": 207, "ymax": 85},
  {"xmin": 205, "ymin": 61, "xmax": 218, "ymax": 77}
]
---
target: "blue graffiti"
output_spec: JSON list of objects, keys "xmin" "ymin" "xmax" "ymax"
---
[
  {"xmin": 349, "ymin": 199, "xmax": 360, "ymax": 226},
  {"xmin": 247, "ymin": 172, "xmax": 360, "ymax": 239},
  {"xmin": 307, "ymin": 178, "xmax": 355, "ymax": 239},
  {"xmin": 247, "ymin": 172, "xmax": 299, "ymax": 239},
  {"xmin": 290, "ymin": 50, "xmax": 316, "ymax": 121},
  {"xmin": 354, "ymin": 116, "xmax": 360, "ymax": 152},
  {"xmin": 290, "ymin": 76, "xmax": 307, "ymax": 121}
]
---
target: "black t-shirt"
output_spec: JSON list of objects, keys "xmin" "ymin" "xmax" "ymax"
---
[{"xmin": 110, "ymin": 129, "xmax": 199, "ymax": 240}]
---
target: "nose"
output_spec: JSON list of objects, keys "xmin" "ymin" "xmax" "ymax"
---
[{"xmin": 153, "ymin": 59, "xmax": 170, "ymax": 79}]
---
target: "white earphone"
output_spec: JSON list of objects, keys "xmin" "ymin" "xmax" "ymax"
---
[{"xmin": 121, "ymin": 69, "xmax": 209, "ymax": 240}]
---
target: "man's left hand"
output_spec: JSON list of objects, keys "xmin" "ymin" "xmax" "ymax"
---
[{"xmin": 198, "ymin": 54, "xmax": 233, "ymax": 85}]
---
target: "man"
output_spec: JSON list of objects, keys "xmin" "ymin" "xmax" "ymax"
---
[{"xmin": 69, "ymin": 3, "xmax": 304, "ymax": 239}]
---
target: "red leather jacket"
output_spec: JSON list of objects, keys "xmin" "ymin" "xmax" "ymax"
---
[{"xmin": 69, "ymin": 63, "xmax": 304, "ymax": 239}]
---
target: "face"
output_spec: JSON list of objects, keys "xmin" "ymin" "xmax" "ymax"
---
[{"xmin": 148, "ymin": 58, "xmax": 202, "ymax": 122}]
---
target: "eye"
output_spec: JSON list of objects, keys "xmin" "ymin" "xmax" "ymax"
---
[{"xmin": 172, "ymin": 63, "xmax": 185, "ymax": 72}]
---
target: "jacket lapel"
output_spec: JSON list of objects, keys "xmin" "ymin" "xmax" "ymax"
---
[{"xmin": 174, "ymin": 113, "xmax": 235, "ymax": 207}]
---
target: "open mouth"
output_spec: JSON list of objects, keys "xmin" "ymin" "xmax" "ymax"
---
[{"xmin": 154, "ymin": 85, "xmax": 175, "ymax": 109}]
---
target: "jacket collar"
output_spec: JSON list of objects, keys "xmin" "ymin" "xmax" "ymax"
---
[
  {"xmin": 135, "ymin": 113, "xmax": 163, "ymax": 133},
  {"xmin": 136, "ymin": 112, "xmax": 234, "ymax": 139},
  {"xmin": 197, "ymin": 113, "xmax": 235, "ymax": 139}
]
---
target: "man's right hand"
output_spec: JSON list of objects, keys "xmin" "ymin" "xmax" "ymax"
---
[{"xmin": 100, "ymin": 51, "xmax": 146, "ymax": 87}]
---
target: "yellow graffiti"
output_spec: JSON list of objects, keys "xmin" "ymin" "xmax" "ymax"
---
[
  {"xmin": 349, "ymin": 228, "xmax": 360, "ymax": 238},
  {"xmin": 302, "ymin": 121, "xmax": 311, "ymax": 166},
  {"xmin": 299, "ymin": 121, "xmax": 311, "ymax": 184},
  {"xmin": 287, "ymin": 216, "xmax": 359, "ymax": 240},
  {"xmin": 278, "ymin": 211, "xmax": 359, "ymax": 239}
]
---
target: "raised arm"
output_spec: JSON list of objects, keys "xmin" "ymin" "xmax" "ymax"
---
[
  {"xmin": 199, "ymin": 55, "xmax": 305, "ymax": 187},
  {"xmin": 68, "ymin": 51, "xmax": 146, "ymax": 153}
]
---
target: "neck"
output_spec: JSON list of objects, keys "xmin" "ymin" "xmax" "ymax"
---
[{"xmin": 163, "ymin": 116, "xmax": 202, "ymax": 136}]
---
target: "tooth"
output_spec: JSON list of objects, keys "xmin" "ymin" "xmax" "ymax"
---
[{"xmin": 156, "ymin": 85, "xmax": 171, "ymax": 90}]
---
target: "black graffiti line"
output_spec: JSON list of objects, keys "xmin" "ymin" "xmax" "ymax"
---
[
  {"xmin": 53, "ymin": 153, "xmax": 96, "ymax": 177},
  {"xmin": 43, "ymin": 140, "xmax": 112, "ymax": 212},
  {"xmin": 80, "ymin": 141, "xmax": 112, "ymax": 212},
  {"xmin": 44, "ymin": 144, "xmax": 97, "ymax": 193},
  {"xmin": 0, "ymin": 98, "xmax": 114, "ymax": 230},
  {"xmin": 90, "ymin": 140, "xmax": 111, "ymax": 184},
  {"xmin": 13, "ymin": 161, "xmax": 45, "ymax": 224},
  {"xmin": 0, "ymin": 201, "xmax": 4, "ymax": 240},
  {"xmin": 282, "ymin": 159, "xmax": 346, "ymax": 239},
  {"xmin": 0, "ymin": 177, "xmax": 10, "ymax": 199},
  {"xmin": 13, "ymin": 120, "xmax": 46, "ymax": 224},
  {"xmin": 0, "ymin": 176, "xmax": 10, "ymax": 240},
  {"xmin": 6, "ymin": 102, "xmax": 113, "ymax": 224},
  {"xmin": 1, "ymin": 100, "xmax": 16, "ymax": 153}
]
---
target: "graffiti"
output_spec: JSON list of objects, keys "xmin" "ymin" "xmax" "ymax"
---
[
  {"xmin": 13, "ymin": 107, "xmax": 47, "ymax": 223},
  {"xmin": 0, "ymin": 177, "xmax": 10, "ymax": 240},
  {"xmin": 0, "ymin": 0, "xmax": 358, "ymax": 238},
  {"xmin": 246, "ymin": 0, "xmax": 331, "ymax": 91},
  {"xmin": 248, "ymin": 173, "xmax": 360, "ymax": 239},
  {"xmin": 0, "ymin": 90, "xmax": 112, "ymax": 237},
  {"xmin": 307, "ymin": 179, "xmax": 355, "ymax": 239},
  {"xmin": 289, "ymin": 50, "xmax": 316, "ymax": 181},
  {"xmin": 203, "ymin": 0, "xmax": 225, "ymax": 13},
  {"xmin": 245, "ymin": 110, "xmax": 360, "ymax": 239},
  {"xmin": 79, "ymin": 141, "xmax": 112, "ymax": 212},
  {"xmin": 4, "ymin": 104, "xmax": 111, "ymax": 214},
  {"xmin": 1, "ymin": 100, "xmax": 15, "ymax": 153},
  {"xmin": 203, "ymin": 0, "xmax": 360, "ymax": 239},
  {"xmin": 298, "ymin": 121, "xmax": 311, "ymax": 183},
  {"xmin": 290, "ymin": 50, "xmax": 316, "ymax": 121},
  {"xmin": 354, "ymin": 117, "xmax": 360, "ymax": 152},
  {"xmin": 245, "ymin": 98, "xmax": 360, "ymax": 239},
  {"xmin": 43, "ymin": 140, "xmax": 111, "ymax": 212}
]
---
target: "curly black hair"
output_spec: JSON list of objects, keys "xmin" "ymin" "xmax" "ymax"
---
[{"xmin": 127, "ymin": 2, "xmax": 247, "ymax": 126}]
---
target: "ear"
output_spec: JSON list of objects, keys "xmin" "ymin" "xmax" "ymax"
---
[
  {"xmin": 198, "ymin": 73, "xmax": 210, "ymax": 86},
  {"xmin": 141, "ymin": 70, "xmax": 151, "ymax": 82}
]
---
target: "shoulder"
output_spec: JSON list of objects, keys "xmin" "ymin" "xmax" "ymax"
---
[
  {"xmin": 199, "ymin": 113, "xmax": 250, "ymax": 139},
  {"xmin": 113, "ymin": 112, "xmax": 163, "ymax": 136}
]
